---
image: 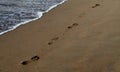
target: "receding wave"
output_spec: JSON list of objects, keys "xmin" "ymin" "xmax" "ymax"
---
[{"xmin": 0, "ymin": 0, "xmax": 67, "ymax": 35}]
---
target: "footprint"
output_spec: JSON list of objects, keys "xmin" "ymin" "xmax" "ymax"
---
[
  {"xmin": 67, "ymin": 23, "xmax": 79, "ymax": 29},
  {"xmin": 48, "ymin": 37, "xmax": 59, "ymax": 45},
  {"xmin": 21, "ymin": 60, "xmax": 30, "ymax": 65},
  {"xmin": 72, "ymin": 23, "xmax": 79, "ymax": 26},
  {"xmin": 92, "ymin": 4, "xmax": 100, "ymax": 8},
  {"xmin": 51, "ymin": 37, "xmax": 59, "ymax": 41},
  {"xmin": 21, "ymin": 56, "xmax": 40, "ymax": 65},
  {"xmin": 31, "ymin": 56, "xmax": 40, "ymax": 61}
]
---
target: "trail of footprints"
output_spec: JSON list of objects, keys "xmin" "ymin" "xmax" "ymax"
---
[
  {"xmin": 47, "ymin": 23, "xmax": 79, "ymax": 46},
  {"xmin": 21, "ymin": 56, "xmax": 40, "ymax": 65},
  {"xmin": 21, "ymin": 3, "xmax": 101, "ymax": 65},
  {"xmin": 21, "ymin": 23, "xmax": 79, "ymax": 65}
]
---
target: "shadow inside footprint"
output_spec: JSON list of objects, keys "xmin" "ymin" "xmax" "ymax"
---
[
  {"xmin": 92, "ymin": 4, "xmax": 100, "ymax": 8},
  {"xmin": 31, "ymin": 56, "xmax": 40, "ymax": 61},
  {"xmin": 21, "ymin": 61, "xmax": 30, "ymax": 65},
  {"xmin": 67, "ymin": 26, "xmax": 72, "ymax": 29},
  {"xmin": 48, "ymin": 41, "xmax": 53, "ymax": 45}
]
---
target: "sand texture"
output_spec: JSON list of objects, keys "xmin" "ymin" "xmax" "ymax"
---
[{"xmin": 0, "ymin": 0, "xmax": 120, "ymax": 72}]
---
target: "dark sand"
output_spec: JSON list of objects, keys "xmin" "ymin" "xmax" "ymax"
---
[{"xmin": 0, "ymin": 0, "xmax": 120, "ymax": 72}]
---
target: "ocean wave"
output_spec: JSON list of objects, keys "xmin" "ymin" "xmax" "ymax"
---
[{"xmin": 0, "ymin": 0, "xmax": 67, "ymax": 35}]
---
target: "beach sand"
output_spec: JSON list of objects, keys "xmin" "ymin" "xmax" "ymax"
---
[{"xmin": 0, "ymin": 0, "xmax": 120, "ymax": 72}]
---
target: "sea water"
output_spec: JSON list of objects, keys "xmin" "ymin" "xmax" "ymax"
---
[{"xmin": 0, "ymin": 0, "xmax": 67, "ymax": 35}]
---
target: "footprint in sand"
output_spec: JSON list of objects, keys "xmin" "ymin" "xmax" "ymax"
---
[
  {"xmin": 21, "ymin": 56, "xmax": 40, "ymax": 65},
  {"xmin": 31, "ymin": 55, "xmax": 40, "ymax": 61},
  {"xmin": 73, "ymin": 23, "xmax": 79, "ymax": 26},
  {"xmin": 48, "ymin": 37, "xmax": 59, "ymax": 45},
  {"xmin": 51, "ymin": 37, "xmax": 59, "ymax": 41},
  {"xmin": 67, "ymin": 23, "xmax": 79, "ymax": 29},
  {"xmin": 92, "ymin": 4, "xmax": 100, "ymax": 8}
]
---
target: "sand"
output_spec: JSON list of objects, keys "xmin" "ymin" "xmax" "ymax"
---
[{"xmin": 0, "ymin": 0, "xmax": 120, "ymax": 72}]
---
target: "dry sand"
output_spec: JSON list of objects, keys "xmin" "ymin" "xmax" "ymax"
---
[{"xmin": 0, "ymin": 0, "xmax": 120, "ymax": 72}]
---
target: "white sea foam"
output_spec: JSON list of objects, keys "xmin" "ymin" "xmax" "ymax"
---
[{"xmin": 0, "ymin": 0, "xmax": 67, "ymax": 35}]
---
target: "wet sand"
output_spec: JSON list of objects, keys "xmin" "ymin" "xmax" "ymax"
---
[{"xmin": 0, "ymin": 0, "xmax": 120, "ymax": 72}]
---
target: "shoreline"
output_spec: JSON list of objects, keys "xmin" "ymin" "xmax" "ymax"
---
[{"xmin": 0, "ymin": 0, "xmax": 67, "ymax": 36}]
